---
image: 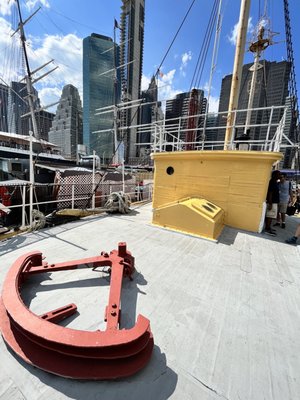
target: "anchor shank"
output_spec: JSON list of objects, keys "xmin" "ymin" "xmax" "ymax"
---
[{"xmin": 106, "ymin": 262, "xmax": 124, "ymax": 330}]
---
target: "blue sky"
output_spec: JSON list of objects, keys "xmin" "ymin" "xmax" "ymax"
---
[{"xmin": 0, "ymin": 0, "xmax": 299, "ymax": 113}]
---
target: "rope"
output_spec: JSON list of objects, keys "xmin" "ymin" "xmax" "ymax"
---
[
  {"xmin": 104, "ymin": 192, "xmax": 131, "ymax": 214},
  {"xmin": 28, "ymin": 209, "xmax": 46, "ymax": 232}
]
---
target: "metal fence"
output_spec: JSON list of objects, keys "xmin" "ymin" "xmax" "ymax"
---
[{"xmin": 0, "ymin": 180, "xmax": 153, "ymax": 229}]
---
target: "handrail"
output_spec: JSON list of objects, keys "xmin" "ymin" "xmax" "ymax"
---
[{"xmin": 0, "ymin": 181, "xmax": 153, "ymax": 230}]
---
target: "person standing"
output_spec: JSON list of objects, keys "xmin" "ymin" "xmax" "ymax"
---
[
  {"xmin": 264, "ymin": 170, "xmax": 281, "ymax": 236},
  {"xmin": 274, "ymin": 173, "xmax": 292, "ymax": 228},
  {"xmin": 285, "ymin": 223, "xmax": 300, "ymax": 245}
]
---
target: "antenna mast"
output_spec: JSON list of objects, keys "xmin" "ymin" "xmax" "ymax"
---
[{"xmin": 244, "ymin": 19, "xmax": 273, "ymax": 136}]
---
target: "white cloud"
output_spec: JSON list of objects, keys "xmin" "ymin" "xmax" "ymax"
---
[
  {"xmin": 29, "ymin": 33, "xmax": 82, "ymax": 86},
  {"xmin": 160, "ymin": 69, "xmax": 176, "ymax": 83},
  {"xmin": 179, "ymin": 51, "xmax": 192, "ymax": 77},
  {"xmin": 141, "ymin": 74, "xmax": 151, "ymax": 91},
  {"xmin": 208, "ymin": 96, "xmax": 219, "ymax": 113},
  {"xmin": 181, "ymin": 51, "xmax": 192, "ymax": 66},
  {"xmin": 202, "ymin": 81, "xmax": 219, "ymax": 113},
  {"xmin": 25, "ymin": 0, "xmax": 50, "ymax": 11},
  {"xmin": 0, "ymin": 16, "xmax": 14, "ymax": 45},
  {"xmin": 203, "ymin": 81, "xmax": 212, "ymax": 93},
  {"xmin": 0, "ymin": 0, "xmax": 13, "ymax": 16},
  {"xmin": 142, "ymin": 69, "xmax": 182, "ymax": 111},
  {"xmin": 22, "ymin": 33, "xmax": 82, "ymax": 107},
  {"xmin": 0, "ymin": 13, "xmax": 83, "ymax": 108},
  {"xmin": 228, "ymin": 17, "xmax": 253, "ymax": 45},
  {"xmin": 38, "ymin": 86, "xmax": 62, "ymax": 110},
  {"xmin": 157, "ymin": 69, "xmax": 182, "ymax": 107},
  {"xmin": 0, "ymin": 17, "xmax": 21, "ymax": 82},
  {"xmin": 0, "ymin": 0, "xmax": 49, "ymax": 16}
]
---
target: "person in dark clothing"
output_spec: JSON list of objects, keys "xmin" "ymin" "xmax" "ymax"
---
[{"xmin": 264, "ymin": 169, "xmax": 281, "ymax": 236}]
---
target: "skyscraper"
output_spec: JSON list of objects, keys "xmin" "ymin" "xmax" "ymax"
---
[
  {"xmin": 119, "ymin": 0, "xmax": 145, "ymax": 162},
  {"xmin": 138, "ymin": 75, "xmax": 163, "ymax": 157},
  {"xmin": 165, "ymin": 89, "xmax": 207, "ymax": 150},
  {"xmin": 48, "ymin": 84, "xmax": 83, "ymax": 160},
  {"xmin": 7, "ymin": 81, "xmax": 40, "ymax": 136},
  {"xmin": 83, "ymin": 33, "xmax": 119, "ymax": 160},
  {"xmin": 0, "ymin": 84, "xmax": 9, "ymax": 132},
  {"xmin": 36, "ymin": 110, "xmax": 55, "ymax": 141},
  {"xmin": 217, "ymin": 60, "xmax": 291, "ymax": 146}
]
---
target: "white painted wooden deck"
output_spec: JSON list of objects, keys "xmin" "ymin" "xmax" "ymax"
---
[{"xmin": 0, "ymin": 203, "xmax": 300, "ymax": 400}]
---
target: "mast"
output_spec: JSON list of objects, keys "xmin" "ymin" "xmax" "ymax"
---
[
  {"xmin": 15, "ymin": 0, "xmax": 40, "ymax": 139},
  {"xmin": 13, "ymin": 0, "xmax": 58, "ymax": 140},
  {"xmin": 13, "ymin": 0, "xmax": 58, "ymax": 227},
  {"xmin": 244, "ymin": 23, "xmax": 271, "ymax": 136},
  {"xmin": 223, "ymin": 0, "xmax": 251, "ymax": 150}
]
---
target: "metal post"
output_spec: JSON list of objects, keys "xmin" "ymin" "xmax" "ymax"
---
[
  {"xmin": 264, "ymin": 106, "xmax": 274, "ymax": 150},
  {"xmin": 113, "ymin": 106, "xmax": 119, "ymax": 165},
  {"xmin": 29, "ymin": 131, "xmax": 34, "ymax": 227},
  {"xmin": 153, "ymin": 124, "xmax": 157, "ymax": 153},
  {"xmin": 21, "ymin": 185, "xmax": 26, "ymax": 228},
  {"xmin": 177, "ymin": 117, "xmax": 181, "ymax": 150},
  {"xmin": 92, "ymin": 150, "xmax": 96, "ymax": 209},
  {"xmin": 159, "ymin": 126, "xmax": 163, "ymax": 152},
  {"xmin": 71, "ymin": 184, "xmax": 75, "ymax": 209},
  {"xmin": 122, "ymin": 159, "xmax": 125, "ymax": 193},
  {"xmin": 161, "ymin": 112, "xmax": 166, "ymax": 152}
]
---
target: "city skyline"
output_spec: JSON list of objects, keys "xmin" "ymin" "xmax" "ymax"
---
[{"xmin": 0, "ymin": 0, "xmax": 299, "ymax": 115}]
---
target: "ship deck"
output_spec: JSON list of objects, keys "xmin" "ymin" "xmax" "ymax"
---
[{"xmin": 1, "ymin": 203, "xmax": 300, "ymax": 400}]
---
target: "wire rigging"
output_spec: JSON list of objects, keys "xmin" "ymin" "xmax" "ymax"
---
[
  {"xmin": 189, "ymin": 0, "xmax": 219, "ymax": 91},
  {"xmin": 154, "ymin": 0, "xmax": 196, "ymax": 78}
]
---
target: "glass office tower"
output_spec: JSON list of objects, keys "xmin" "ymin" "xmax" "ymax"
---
[{"xmin": 83, "ymin": 33, "xmax": 120, "ymax": 160}]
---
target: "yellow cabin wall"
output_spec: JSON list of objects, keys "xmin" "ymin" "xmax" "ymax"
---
[{"xmin": 152, "ymin": 151, "xmax": 283, "ymax": 232}]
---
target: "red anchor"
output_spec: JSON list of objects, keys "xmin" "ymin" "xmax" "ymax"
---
[{"xmin": 0, "ymin": 242, "xmax": 154, "ymax": 379}]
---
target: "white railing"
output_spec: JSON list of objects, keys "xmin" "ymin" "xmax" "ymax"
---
[
  {"xmin": 134, "ymin": 104, "xmax": 297, "ymax": 153},
  {"xmin": 0, "ymin": 181, "xmax": 153, "ymax": 230}
]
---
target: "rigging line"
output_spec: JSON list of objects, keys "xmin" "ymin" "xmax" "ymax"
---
[
  {"xmin": 15, "ymin": 3, "xmax": 82, "ymax": 82},
  {"xmin": 263, "ymin": 0, "xmax": 268, "ymax": 18},
  {"xmin": 24, "ymin": 43, "xmax": 82, "ymax": 91},
  {"xmin": 37, "ymin": 6, "xmax": 69, "ymax": 37},
  {"xmin": 0, "ymin": 76, "xmax": 28, "ymax": 105},
  {"xmin": 49, "ymin": 6, "xmax": 108, "ymax": 37},
  {"xmin": 193, "ymin": 0, "xmax": 218, "ymax": 88},
  {"xmin": 194, "ymin": 0, "xmax": 218, "ymax": 89},
  {"xmin": 154, "ymin": 0, "xmax": 196, "ymax": 77},
  {"xmin": 2, "ymin": 7, "xmax": 20, "ymax": 80},
  {"xmin": 189, "ymin": 0, "xmax": 218, "ymax": 91}
]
